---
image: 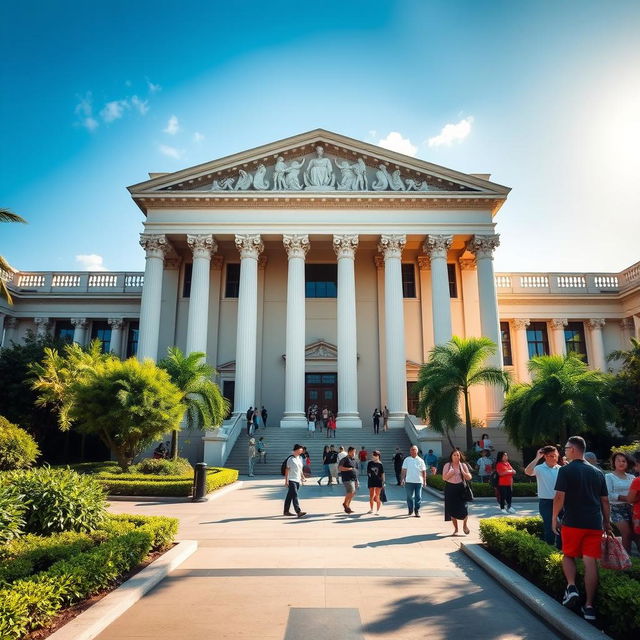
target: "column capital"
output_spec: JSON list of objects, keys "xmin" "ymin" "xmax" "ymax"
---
[
  {"xmin": 187, "ymin": 234, "xmax": 217, "ymax": 259},
  {"xmin": 211, "ymin": 255, "xmax": 225, "ymax": 270},
  {"xmin": 511, "ymin": 318, "xmax": 530, "ymax": 330},
  {"xmin": 108, "ymin": 317, "xmax": 124, "ymax": 330},
  {"xmin": 374, "ymin": 255, "xmax": 385, "ymax": 271},
  {"xmin": 417, "ymin": 255, "xmax": 431, "ymax": 271},
  {"xmin": 378, "ymin": 234, "xmax": 406, "ymax": 260},
  {"xmin": 333, "ymin": 234, "xmax": 359, "ymax": 259},
  {"xmin": 235, "ymin": 234, "xmax": 264, "ymax": 259},
  {"xmin": 139, "ymin": 233, "xmax": 171, "ymax": 259},
  {"xmin": 423, "ymin": 234, "xmax": 453, "ymax": 259},
  {"xmin": 5, "ymin": 316, "xmax": 17, "ymax": 329},
  {"xmin": 283, "ymin": 234, "xmax": 310, "ymax": 260},
  {"xmin": 587, "ymin": 318, "xmax": 606, "ymax": 330},
  {"xmin": 70, "ymin": 317, "xmax": 88, "ymax": 328},
  {"xmin": 459, "ymin": 258, "xmax": 477, "ymax": 271},
  {"xmin": 550, "ymin": 318, "xmax": 568, "ymax": 330},
  {"xmin": 34, "ymin": 316, "xmax": 50, "ymax": 327},
  {"xmin": 620, "ymin": 317, "xmax": 633, "ymax": 330},
  {"xmin": 467, "ymin": 234, "xmax": 500, "ymax": 259}
]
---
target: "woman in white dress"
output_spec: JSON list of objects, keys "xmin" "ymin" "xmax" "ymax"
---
[{"xmin": 605, "ymin": 451, "xmax": 636, "ymax": 552}]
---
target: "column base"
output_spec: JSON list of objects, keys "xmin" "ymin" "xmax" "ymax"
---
[
  {"xmin": 280, "ymin": 413, "xmax": 308, "ymax": 428},
  {"xmin": 386, "ymin": 412, "xmax": 407, "ymax": 429},
  {"xmin": 336, "ymin": 414, "xmax": 362, "ymax": 428},
  {"xmin": 485, "ymin": 412, "xmax": 504, "ymax": 429}
]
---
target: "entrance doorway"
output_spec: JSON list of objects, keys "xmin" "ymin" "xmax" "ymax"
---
[{"xmin": 305, "ymin": 373, "xmax": 337, "ymax": 416}]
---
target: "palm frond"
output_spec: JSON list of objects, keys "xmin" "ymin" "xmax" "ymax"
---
[{"xmin": 0, "ymin": 208, "xmax": 27, "ymax": 224}]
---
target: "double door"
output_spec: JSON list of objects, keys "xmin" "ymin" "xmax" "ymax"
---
[{"xmin": 305, "ymin": 373, "xmax": 337, "ymax": 416}]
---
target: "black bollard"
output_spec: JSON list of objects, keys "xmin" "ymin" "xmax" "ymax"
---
[{"xmin": 192, "ymin": 462, "xmax": 208, "ymax": 502}]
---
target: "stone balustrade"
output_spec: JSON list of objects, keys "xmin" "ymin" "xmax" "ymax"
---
[{"xmin": 6, "ymin": 271, "xmax": 145, "ymax": 294}]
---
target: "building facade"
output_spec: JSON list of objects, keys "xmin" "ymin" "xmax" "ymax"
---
[{"xmin": 2, "ymin": 130, "xmax": 639, "ymax": 462}]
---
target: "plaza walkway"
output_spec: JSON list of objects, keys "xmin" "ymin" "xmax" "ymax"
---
[{"xmin": 98, "ymin": 479, "xmax": 560, "ymax": 640}]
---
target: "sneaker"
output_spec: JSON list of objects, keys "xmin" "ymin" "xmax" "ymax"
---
[
  {"xmin": 562, "ymin": 585, "xmax": 580, "ymax": 608},
  {"xmin": 408, "ymin": 509, "xmax": 414, "ymax": 516},
  {"xmin": 283, "ymin": 511, "xmax": 295, "ymax": 516},
  {"xmin": 507, "ymin": 507, "xmax": 517, "ymax": 514},
  {"xmin": 499, "ymin": 508, "xmax": 508, "ymax": 514},
  {"xmin": 414, "ymin": 511, "xmax": 421, "ymax": 518},
  {"xmin": 297, "ymin": 511, "xmax": 307, "ymax": 518},
  {"xmin": 581, "ymin": 605, "xmax": 596, "ymax": 621}
]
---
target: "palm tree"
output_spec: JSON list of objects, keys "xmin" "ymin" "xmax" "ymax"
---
[
  {"xmin": 158, "ymin": 347, "xmax": 229, "ymax": 459},
  {"xmin": 415, "ymin": 336, "xmax": 510, "ymax": 450},
  {"xmin": 502, "ymin": 352, "xmax": 616, "ymax": 448},
  {"xmin": 0, "ymin": 208, "xmax": 27, "ymax": 304},
  {"xmin": 608, "ymin": 337, "xmax": 640, "ymax": 439},
  {"xmin": 608, "ymin": 337, "xmax": 640, "ymax": 372}
]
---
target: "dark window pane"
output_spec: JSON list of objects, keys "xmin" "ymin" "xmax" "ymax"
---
[
  {"xmin": 183, "ymin": 263, "xmax": 193, "ymax": 297},
  {"xmin": 305, "ymin": 264, "xmax": 338, "ymax": 298},
  {"xmin": 126, "ymin": 322, "xmax": 139, "ymax": 358},
  {"xmin": 447, "ymin": 264, "xmax": 458, "ymax": 298},
  {"xmin": 91, "ymin": 321, "xmax": 111, "ymax": 353},
  {"xmin": 324, "ymin": 390, "xmax": 333, "ymax": 400},
  {"xmin": 407, "ymin": 381, "xmax": 419, "ymax": 416},
  {"xmin": 55, "ymin": 321, "xmax": 74, "ymax": 344},
  {"xmin": 309, "ymin": 390, "xmax": 318, "ymax": 400},
  {"xmin": 402, "ymin": 263, "xmax": 416, "ymax": 298},
  {"xmin": 565, "ymin": 322, "xmax": 588, "ymax": 362},
  {"xmin": 306, "ymin": 374, "xmax": 321, "ymax": 384},
  {"xmin": 500, "ymin": 321, "xmax": 513, "ymax": 366},
  {"xmin": 527, "ymin": 322, "xmax": 549, "ymax": 358},
  {"xmin": 321, "ymin": 374, "xmax": 336, "ymax": 384},
  {"xmin": 225, "ymin": 264, "xmax": 240, "ymax": 298}
]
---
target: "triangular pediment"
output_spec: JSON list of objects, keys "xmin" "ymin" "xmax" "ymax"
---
[
  {"xmin": 304, "ymin": 340, "xmax": 338, "ymax": 360},
  {"xmin": 128, "ymin": 129, "xmax": 510, "ymax": 202}
]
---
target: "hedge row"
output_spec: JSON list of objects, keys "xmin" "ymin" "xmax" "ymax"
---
[
  {"xmin": 426, "ymin": 474, "xmax": 538, "ymax": 497},
  {"xmin": 0, "ymin": 514, "xmax": 178, "ymax": 640},
  {"xmin": 479, "ymin": 517, "xmax": 640, "ymax": 638}
]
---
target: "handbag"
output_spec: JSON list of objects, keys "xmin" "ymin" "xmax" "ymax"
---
[
  {"xmin": 380, "ymin": 487, "xmax": 388, "ymax": 503},
  {"xmin": 460, "ymin": 464, "xmax": 474, "ymax": 502},
  {"xmin": 600, "ymin": 535, "xmax": 631, "ymax": 570}
]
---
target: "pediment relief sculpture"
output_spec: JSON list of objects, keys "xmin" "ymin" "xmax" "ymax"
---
[{"xmin": 304, "ymin": 340, "xmax": 338, "ymax": 360}]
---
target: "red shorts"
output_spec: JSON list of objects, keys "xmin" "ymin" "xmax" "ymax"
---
[{"xmin": 561, "ymin": 525, "xmax": 602, "ymax": 559}]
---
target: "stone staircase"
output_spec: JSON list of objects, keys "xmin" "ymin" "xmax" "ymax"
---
[{"xmin": 225, "ymin": 425, "xmax": 413, "ymax": 476}]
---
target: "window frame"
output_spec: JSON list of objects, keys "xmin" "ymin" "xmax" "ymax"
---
[
  {"xmin": 500, "ymin": 321, "xmax": 513, "ymax": 366},
  {"xmin": 401, "ymin": 263, "xmax": 417, "ymax": 298},
  {"xmin": 447, "ymin": 263, "xmax": 458, "ymax": 298},
  {"xmin": 526, "ymin": 322, "xmax": 550, "ymax": 358},
  {"xmin": 224, "ymin": 263, "xmax": 241, "ymax": 298},
  {"xmin": 564, "ymin": 321, "xmax": 588, "ymax": 362},
  {"xmin": 305, "ymin": 263, "xmax": 338, "ymax": 299}
]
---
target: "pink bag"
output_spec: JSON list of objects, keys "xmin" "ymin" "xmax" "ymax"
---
[{"xmin": 600, "ymin": 535, "xmax": 631, "ymax": 570}]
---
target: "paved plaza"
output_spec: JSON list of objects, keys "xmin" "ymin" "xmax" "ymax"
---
[{"xmin": 97, "ymin": 478, "xmax": 559, "ymax": 640}]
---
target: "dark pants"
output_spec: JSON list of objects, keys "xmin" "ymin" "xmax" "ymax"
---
[
  {"xmin": 498, "ymin": 485, "xmax": 512, "ymax": 509},
  {"xmin": 373, "ymin": 419, "xmax": 380, "ymax": 434},
  {"xmin": 394, "ymin": 465, "xmax": 402, "ymax": 485},
  {"xmin": 538, "ymin": 498, "xmax": 560, "ymax": 546},
  {"xmin": 284, "ymin": 481, "xmax": 301, "ymax": 514}
]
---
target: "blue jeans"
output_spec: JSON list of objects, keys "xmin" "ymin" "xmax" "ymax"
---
[
  {"xmin": 284, "ymin": 481, "xmax": 301, "ymax": 514},
  {"xmin": 405, "ymin": 482, "xmax": 423, "ymax": 513},
  {"xmin": 539, "ymin": 498, "xmax": 560, "ymax": 547}
]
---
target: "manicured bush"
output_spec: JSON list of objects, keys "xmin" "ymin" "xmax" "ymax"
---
[
  {"xmin": 426, "ymin": 474, "xmax": 537, "ymax": 497},
  {"xmin": 134, "ymin": 456, "xmax": 193, "ymax": 475},
  {"xmin": 104, "ymin": 513, "xmax": 178, "ymax": 550},
  {"xmin": 0, "ymin": 416, "xmax": 40, "ymax": 471},
  {"xmin": 1, "ymin": 466, "xmax": 107, "ymax": 535},
  {"xmin": 0, "ymin": 490, "xmax": 25, "ymax": 544}
]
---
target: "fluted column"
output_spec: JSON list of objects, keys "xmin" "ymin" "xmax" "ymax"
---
[
  {"xmin": 281, "ymin": 235, "xmax": 310, "ymax": 427},
  {"xmin": 417, "ymin": 255, "xmax": 434, "ymax": 360},
  {"xmin": 4, "ymin": 316, "xmax": 17, "ymax": 346},
  {"xmin": 333, "ymin": 235, "xmax": 362, "ymax": 427},
  {"xmin": 185, "ymin": 234, "xmax": 217, "ymax": 358},
  {"xmin": 138, "ymin": 234, "xmax": 171, "ymax": 362},
  {"xmin": 512, "ymin": 319, "xmax": 531, "ymax": 383},
  {"xmin": 71, "ymin": 317, "xmax": 88, "ymax": 345},
  {"xmin": 108, "ymin": 318, "xmax": 124, "ymax": 357},
  {"xmin": 379, "ymin": 234, "xmax": 407, "ymax": 426},
  {"xmin": 34, "ymin": 317, "xmax": 50, "ymax": 338},
  {"xmin": 424, "ymin": 235, "xmax": 453, "ymax": 344},
  {"xmin": 620, "ymin": 318, "xmax": 634, "ymax": 348},
  {"xmin": 549, "ymin": 318, "xmax": 568, "ymax": 356},
  {"xmin": 587, "ymin": 319, "xmax": 606, "ymax": 371},
  {"xmin": 233, "ymin": 234, "xmax": 264, "ymax": 414}
]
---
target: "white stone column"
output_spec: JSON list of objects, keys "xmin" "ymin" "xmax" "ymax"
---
[
  {"xmin": 206, "ymin": 256, "xmax": 224, "ymax": 371},
  {"xmin": 374, "ymin": 256, "xmax": 387, "ymax": 407},
  {"xmin": 634, "ymin": 315, "xmax": 640, "ymax": 339},
  {"xmin": 138, "ymin": 234, "xmax": 170, "ymax": 362},
  {"xmin": 108, "ymin": 318, "xmax": 124, "ymax": 357},
  {"xmin": 417, "ymin": 255, "xmax": 434, "ymax": 361},
  {"xmin": 587, "ymin": 318, "xmax": 606, "ymax": 371},
  {"xmin": 511, "ymin": 319, "xmax": 531, "ymax": 383},
  {"xmin": 379, "ymin": 234, "xmax": 407, "ymax": 426},
  {"xmin": 71, "ymin": 317, "xmax": 88, "ymax": 346},
  {"xmin": 333, "ymin": 235, "xmax": 362, "ymax": 428},
  {"xmin": 620, "ymin": 318, "xmax": 634, "ymax": 348},
  {"xmin": 185, "ymin": 234, "xmax": 217, "ymax": 357},
  {"xmin": 281, "ymin": 235, "xmax": 310, "ymax": 427},
  {"xmin": 549, "ymin": 318, "xmax": 568, "ymax": 356},
  {"xmin": 468, "ymin": 234, "xmax": 504, "ymax": 421},
  {"xmin": 34, "ymin": 317, "xmax": 50, "ymax": 338},
  {"xmin": 4, "ymin": 316, "xmax": 17, "ymax": 346},
  {"xmin": 424, "ymin": 235, "xmax": 453, "ymax": 345},
  {"xmin": 233, "ymin": 234, "xmax": 264, "ymax": 414}
]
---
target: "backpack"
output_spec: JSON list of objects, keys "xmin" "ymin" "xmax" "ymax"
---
[
  {"xmin": 489, "ymin": 470, "xmax": 499, "ymax": 488},
  {"xmin": 280, "ymin": 455, "xmax": 293, "ymax": 476}
]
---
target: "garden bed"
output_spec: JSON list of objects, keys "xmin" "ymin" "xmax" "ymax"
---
[{"xmin": 426, "ymin": 474, "xmax": 538, "ymax": 497}]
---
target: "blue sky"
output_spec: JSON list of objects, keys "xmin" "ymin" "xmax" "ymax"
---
[{"xmin": 2, "ymin": 0, "xmax": 639, "ymax": 273}]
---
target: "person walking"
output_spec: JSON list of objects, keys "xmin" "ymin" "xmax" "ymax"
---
[
  {"xmin": 496, "ymin": 451, "xmax": 517, "ymax": 513},
  {"xmin": 327, "ymin": 444, "xmax": 339, "ymax": 484},
  {"xmin": 392, "ymin": 447, "xmax": 404, "ymax": 485},
  {"xmin": 322, "ymin": 406, "xmax": 329, "ymax": 433},
  {"xmin": 382, "ymin": 405, "xmax": 389, "ymax": 431},
  {"xmin": 327, "ymin": 413, "xmax": 337, "ymax": 438},
  {"xmin": 443, "ymin": 449, "xmax": 472, "ymax": 535},
  {"xmin": 605, "ymin": 451, "xmax": 635, "ymax": 552},
  {"xmin": 261, "ymin": 406, "xmax": 268, "ymax": 428},
  {"xmin": 525, "ymin": 445, "xmax": 561, "ymax": 545},
  {"xmin": 307, "ymin": 415, "xmax": 316, "ymax": 438},
  {"xmin": 358, "ymin": 446, "xmax": 368, "ymax": 476},
  {"xmin": 246, "ymin": 406, "xmax": 253, "ymax": 436},
  {"xmin": 252, "ymin": 407, "xmax": 260, "ymax": 432},
  {"xmin": 317, "ymin": 445, "xmax": 331, "ymax": 485},
  {"xmin": 552, "ymin": 436, "xmax": 612, "ymax": 621},
  {"xmin": 247, "ymin": 438, "xmax": 257, "ymax": 477},
  {"xmin": 283, "ymin": 444, "xmax": 307, "ymax": 518},
  {"xmin": 372, "ymin": 408, "xmax": 381, "ymax": 434},
  {"xmin": 256, "ymin": 436, "xmax": 267, "ymax": 464},
  {"xmin": 339, "ymin": 446, "xmax": 359, "ymax": 514},
  {"xmin": 401, "ymin": 445, "xmax": 427, "ymax": 517},
  {"xmin": 367, "ymin": 450, "xmax": 385, "ymax": 514}
]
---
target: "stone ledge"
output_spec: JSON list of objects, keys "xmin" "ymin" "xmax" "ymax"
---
[
  {"xmin": 460, "ymin": 542, "xmax": 611, "ymax": 640},
  {"xmin": 47, "ymin": 539, "xmax": 198, "ymax": 640}
]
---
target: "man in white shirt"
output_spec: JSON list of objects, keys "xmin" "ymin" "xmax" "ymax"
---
[
  {"xmin": 284, "ymin": 444, "xmax": 307, "ymax": 518},
  {"xmin": 525, "ymin": 445, "xmax": 560, "ymax": 544},
  {"xmin": 401, "ymin": 445, "xmax": 427, "ymax": 517}
]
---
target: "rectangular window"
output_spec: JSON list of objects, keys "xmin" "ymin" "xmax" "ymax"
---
[
  {"xmin": 222, "ymin": 380, "xmax": 234, "ymax": 419},
  {"xmin": 565, "ymin": 322, "xmax": 588, "ymax": 362},
  {"xmin": 407, "ymin": 381, "xmax": 419, "ymax": 416},
  {"xmin": 182, "ymin": 263, "xmax": 193, "ymax": 298},
  {"xmin": 447, "ymin": 263, "xmax": 458, "ymax": 298},
  {"xmin": 305, "ymin": 264, "xmax": 337, "ymax": 298},
  {"xmin": 55, "ymin": 321, "xmax": 74, "ymax": 344},
  {"xmin": 401, "ymin": 263, "xmax": 416, "ymax": 298},
  {"xmin": 500, "ymin": 321, "xmax": 513, "ymax": 366},
  {"xmin": 527, "ymin": 322, "xmax": 549, "ymax": 358},
  {"xmin": 91, "ymin": 321, "xmax": 111, "ymax": 353},
  {"xmin": 225, "ymin": 264, "xmax": 240, "ymax": 298},
  {"xmin": 126, "ymin": 322, "xmax": 139, "ymax": 358}
]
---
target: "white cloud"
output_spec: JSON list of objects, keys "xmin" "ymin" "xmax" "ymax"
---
[
  {"xmin": 368, "ymin": 129, "xmax": 377, "ymax": 139},
  {"xmin": 193, "ymin": 132, "xmax": 204, "ymax": 143},
  {"xmin": 158, "ymin": 144, "xmax": 184, "ymax": 159},
  {"xmin": 163, "ymin": 115, "xmax": 180, "ymax": 135},
  {"xmin": 377, "ymin": 131, "xmax": 418, "ymax": 157},
  {"xmin": 75, "ymin": 254, "xmax": 108, "ymax": 271},
  {"xmin": 100, "ymin": 99, "xmax": 129, "ymax": 123},
  {"xmin": 427, "ymin": 116, "xmax": 474, "ymax": 147},
  {"xmin": 131, "ymin": 95, "xmax": 149, "ymax": 115},
  {"xmin": 146, "ymin": 78, "xmax": 161, "ymax": 93},
  {"xmin": 75, "ymin": 93, "xmax": 99, "ymax": 131}
]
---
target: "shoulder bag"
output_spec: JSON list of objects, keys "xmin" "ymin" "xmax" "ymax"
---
[{"xmin": 460, "ymin": 463, "xmax": 474, "ymax": 502}]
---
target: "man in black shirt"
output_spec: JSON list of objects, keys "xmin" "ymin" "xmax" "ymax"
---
[
  {"xmin": 392, "ymin": 448, "xmax": 404, "ymax": 485},
  {"xmin": 338, "ymin": 446, "xmax": 359, "ymax": 514},
  {"xmin": 552, "ymin": 435, "xmax": 613, "ymax": 622}
]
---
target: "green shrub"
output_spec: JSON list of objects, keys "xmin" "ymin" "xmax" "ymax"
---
[
  {"xmin": 0, "ymin": 490, "xmax": 25, "ymax": 544},
  {"xmin": 0, "ymin": 416, "xmax": 40, "ymax": 471},
  {"xmin": 426, "ymin": 474, "xmax": 537, "ymax": 497},
  {"xmin": 104, "ymin": 513, "xmax": 178, "ymax": 550},
  {"xmin": 1, "ymin": 467, "xmax": 107, "ymax": 535},
  {"xmin": 134, "ymin": 456, "xmax": 193, "ymax": 475}
]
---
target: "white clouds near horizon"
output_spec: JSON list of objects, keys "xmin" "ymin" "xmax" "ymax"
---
[
  {"xmin": 75, "ymin": 254, "xmax": 108, "ymax": 271},
  {"xmin": 427, "ymin": 117, "xmax": 474, "ymax": 147},
  {"xmin": 377, "ymin": 131, "xmax": 418, "ymax": 157},
  {"xmin": 163, "ymin": 115, "xmax": 180, "ymax": 135}
]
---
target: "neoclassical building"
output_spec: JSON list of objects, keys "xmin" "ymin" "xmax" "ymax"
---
[{"xmin": 2, "ymin": 130, "xmax": 639, "ymax": 462}]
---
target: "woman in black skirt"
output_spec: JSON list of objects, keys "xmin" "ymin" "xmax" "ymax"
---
[
  {"xmin": 367, "ymin": 450, "xmax": 385, "ymax": 514},
  {"xmin": 443, "ymin": 449, "xmax": 473, "ymax": 536}
]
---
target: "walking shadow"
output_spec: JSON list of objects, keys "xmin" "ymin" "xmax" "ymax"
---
[{"xmin": 353, "ymin": 533, "xmax": 443, "ymax": 548}]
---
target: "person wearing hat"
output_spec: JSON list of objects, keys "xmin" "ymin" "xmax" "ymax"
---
[
  {"xmin": 248, "ymin": 438, "xmax": 257, "ymax": 477},
  {"xmin": 284, "ymin": 444, "xmax": 307, "ymax": 518}
]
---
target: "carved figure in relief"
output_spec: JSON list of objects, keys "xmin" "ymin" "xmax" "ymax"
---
[
  {"xmin": 284, "ymin": 158, "xmax": 305, "ymax": 191},
  {"xmin": 210, "ymin": 176, "xmax": 235, "ymax": 191},
  {"xmin": 389, "ymin": 169, "xmax": 406, "ymax": 191},
  {"xmin": 304, "ymin": 146, "xmax": 335, "ymax": 188},
  {"xmin": 371, "ymin": 164, "xmax": 391, "ymax": 191},
  {"xmin": 253, "ymin": 164, "xmax": 270, "ymax": 190},
  {"xmin": 334, "ymin": 159, "xmax": 356, "ymax": 190},
  {"xmin": 405, "ymin": 178, "xmax": 420, "ymax": 191},
  {"xmin": 273, "ymin": 157, "xmax": 287, "ymax": 190},
  {"xmin": 417, "ymin": 180, "xmax": 432, "ymax": 191},
  {"xmin": 352, "ymin": 158, "xmax": 368, "ymax": 190},
  {"xmin": 234, "ymin": 169, "xmax": 253, "ymax": 191}
]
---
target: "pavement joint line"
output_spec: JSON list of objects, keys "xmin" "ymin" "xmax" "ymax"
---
[
  {"xmin": 460, "ymin": 542, "xmax": 612, "ymax": 640},
  {"xmin": 47, "ymin": 540, "xmax": 198, "ymax": 640}
]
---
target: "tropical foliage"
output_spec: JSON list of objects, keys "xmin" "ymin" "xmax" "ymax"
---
[
  {"xmin": 415, "ymin": 336, "xmax": 510, "ymax": 449},
  {"xmin": 502, "ymin": 352, "xmax": 616, "ymax": 447},
  {"xmin": 0, "ymin": 207, "xmax": 27, "ymax": 304},
  {"xmin": 0, "ymin": 416, "xmax": 40, "ymax": 470},
  {"xmin": 608, "ymin": 337, "xmax": 640, "ymax": 439}
]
